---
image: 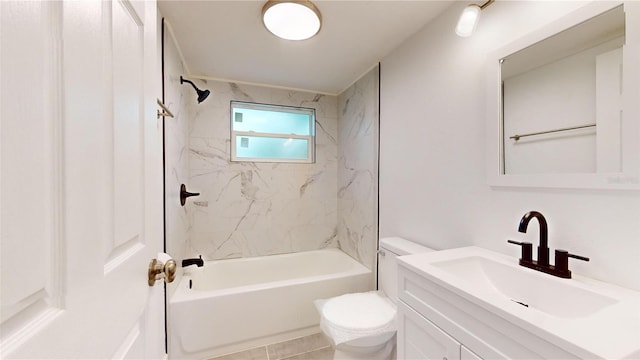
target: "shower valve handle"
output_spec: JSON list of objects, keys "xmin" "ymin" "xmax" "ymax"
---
[{"xmin": 180, "ymin": 184, "xmax": 200, "ymax": 206}]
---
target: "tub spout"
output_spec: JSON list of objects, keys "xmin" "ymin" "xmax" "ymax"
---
[{"xmin": 182, "ymin": 255, "xmax": 204, "ymax": 268}]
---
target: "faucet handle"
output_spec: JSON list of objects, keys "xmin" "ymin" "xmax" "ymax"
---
[
  {"xmin": 507, "ymin": 240, "xmax": 533, "ymax": 262},
  {"xmin": 568, "ymin": 252, "xmax": 589, "ymax": 262},
  {"xmin": 554, "ymin": 250, "xmax": 589, "ymax": 278}
]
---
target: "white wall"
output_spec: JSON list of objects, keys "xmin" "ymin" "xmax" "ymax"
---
[{"xmin": 380, "ymin": 1, "xmax": 640, "ymax": 290}]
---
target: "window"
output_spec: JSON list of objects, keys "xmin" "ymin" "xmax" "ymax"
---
[{"xmin": 230, "ymin": 101, "xmax": 315, "ymax": 163}]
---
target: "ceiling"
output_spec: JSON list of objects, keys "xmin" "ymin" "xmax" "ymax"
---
[{"xmin": 158, "ymin": 1, "xmax": 454, "ymax": 95}]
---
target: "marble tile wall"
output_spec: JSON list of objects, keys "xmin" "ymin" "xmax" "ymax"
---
[
  {"xmin": 187, "ymin": 81, "xmax": 339, "ymax": 260},
  {"xmin": 337, "ymin": 66, "xmax": 380, "ymax": 273},
  {"xmin": 163, "ymin": 24, "xmax": 191, "ymax": 295}
]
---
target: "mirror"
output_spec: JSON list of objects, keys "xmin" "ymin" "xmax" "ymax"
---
[
  {"xmin": 487, "ymin": 1, "xmax": 640, "ymax": 189},
  {"xmin": 502, "ymin": 6, "xmax": 623, "ymax": 175}
]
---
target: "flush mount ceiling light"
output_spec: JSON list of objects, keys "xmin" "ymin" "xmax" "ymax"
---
[
  {"xmin": 455, "ymin": 0, "xmax": 494, "ymax": 37},
  {"xmin": 262, "ymin": 0, "xmax": 322, "ymax": 41}
]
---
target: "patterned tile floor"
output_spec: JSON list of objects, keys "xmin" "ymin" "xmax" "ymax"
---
[{"xmin": 209, "ymin": 333, "xmax": 334, "ymax": 360}]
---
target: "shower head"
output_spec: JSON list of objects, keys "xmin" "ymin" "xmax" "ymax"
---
[
  {"xmin": 196, "ymin": 88, "xmax": 210, "ymax": 103},
  {"xmin": 180, "ymin": 76, "xmax": 210, "ymax": 104}
]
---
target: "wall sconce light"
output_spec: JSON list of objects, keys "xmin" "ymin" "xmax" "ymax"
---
[
  {"xmin": 262, "ymin": 0, "xmax": 322, "ymax": 41},
  {"xmin": 455, "ymin": 0, "xmax": 494, "ymax": 37}
]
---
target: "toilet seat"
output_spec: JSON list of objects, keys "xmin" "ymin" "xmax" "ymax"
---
[{"xmin": 320, "ymin": 292, "xmax": 396, "ymax": 341}]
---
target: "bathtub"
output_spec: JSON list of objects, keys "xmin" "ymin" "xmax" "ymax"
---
[{"xmin": 168, "ymin": 248, "xmax": 372, "ymax": 359}]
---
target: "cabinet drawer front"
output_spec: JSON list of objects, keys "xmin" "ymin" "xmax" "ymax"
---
[{"xmin": 398, "ymin": 301, "xmax": 460, "ymax": 360}]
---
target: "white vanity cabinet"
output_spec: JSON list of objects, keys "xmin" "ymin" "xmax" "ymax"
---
[
  {"xmin": 398, "ymin": 301, "xmax": 482, "ymax": 360},
  {"xmin": 396, "ymin": 262, "xmax": 577, "ymax": 360},
  {"xmin": 395, "ymin": 247, "xmax": 640, "ymax": 359}
]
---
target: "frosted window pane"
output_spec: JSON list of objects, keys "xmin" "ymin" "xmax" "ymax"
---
[
  {"xmin": 235, "ymin": 136, "xmax": 309, "ymax": 160},
  {"xmin": 230, "ymin": 101, "xmax": 315, "ymax": 163},
  {"xmin": 232, "ymin": 103, "xmax": 313, "ymax": 135}
]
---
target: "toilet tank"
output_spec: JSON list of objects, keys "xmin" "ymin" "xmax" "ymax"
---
[{"xmin": 378, "ymin": 237, "xmax": 434, "ymax": 303}]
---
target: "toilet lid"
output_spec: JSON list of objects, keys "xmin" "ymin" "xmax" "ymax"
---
[{"xmin": 322, "ymin": 292, "xmax": 396, "ymax": 331}]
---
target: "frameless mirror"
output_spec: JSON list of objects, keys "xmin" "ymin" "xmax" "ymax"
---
[{"xmin": 487, "ymin": 1, "xmax": 640, "ymax": 189}]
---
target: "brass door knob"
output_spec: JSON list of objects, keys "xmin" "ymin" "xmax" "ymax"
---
[
  {"xmin": 165, "ymin": 259, "xmax": 177, "ymax": 283},
  {"xmin": 148, "ymin": 258, "xmax": 177, "ymax": 286}
]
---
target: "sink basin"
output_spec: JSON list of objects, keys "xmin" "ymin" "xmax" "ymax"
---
[
  {"xmin": 398, "ymin": 246, "xmax": 640, "ymax": 359},
  {"xmin": 430, "ymin": 255, "xmax": 617, "ymax": 318}
]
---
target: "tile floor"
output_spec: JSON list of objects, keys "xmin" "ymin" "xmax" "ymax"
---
[{"xmin": 209, "ymin": 333, "xmax": 334, "ymax": 360}]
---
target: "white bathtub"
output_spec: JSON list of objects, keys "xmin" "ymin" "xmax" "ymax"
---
[{"xmin": 168, "ymin": 248, "xmax": 372, "ymax": 359}]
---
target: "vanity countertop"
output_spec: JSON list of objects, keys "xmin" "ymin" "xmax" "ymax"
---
[{"xmin": 398, "ymin": 246, "xmax": 640, "ymax": 359}]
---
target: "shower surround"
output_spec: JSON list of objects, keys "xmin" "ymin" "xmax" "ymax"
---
[
  {"xmin": 337, "ymin": 68, "xmax": 380, "ymax": 272},
  {"xmin": 188, "ymin": 82, "xmax": 339, "ymax": 259},
  {"xmin": 181, "ymin": 67, "xmax": 379, "ymax": 274},
  {"xmin": 163, "ymin": 25, "xmax": 192, "ymax": 296}
]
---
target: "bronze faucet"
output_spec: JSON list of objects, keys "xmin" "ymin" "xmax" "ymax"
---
[
  {"xmin": 518, "ymin": 211, "xmax": 549, "ymax": 267},
  {"xmin": 508, "ymin": 211, "xmax": 589, "ymax": 279}
]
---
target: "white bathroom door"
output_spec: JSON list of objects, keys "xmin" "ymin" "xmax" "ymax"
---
[{"xmin": 1, "ymin": 0, "xmax": 164, "ymax": 358}]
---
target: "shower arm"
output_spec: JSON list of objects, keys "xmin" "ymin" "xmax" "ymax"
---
[{"xmin": 180, "ymin": 76, "xmax": 199, "ymax": 91}]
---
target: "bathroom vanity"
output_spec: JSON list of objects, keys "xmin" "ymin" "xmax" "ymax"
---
[{"xmin": 396, "ymin": 247, "xmax": 640, "ymax": 359}]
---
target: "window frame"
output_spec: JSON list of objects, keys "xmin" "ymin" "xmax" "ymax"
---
[{"xmin": 230, "ymin": 101, "xmax": 316, "ymax": 164}]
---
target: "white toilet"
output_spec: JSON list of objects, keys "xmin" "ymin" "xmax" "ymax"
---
[{"xmin": 317, "ymin": 237, "xmax": 434, "ymax": 360}]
